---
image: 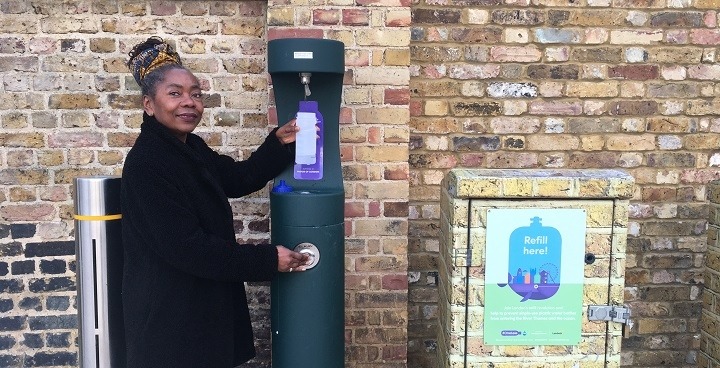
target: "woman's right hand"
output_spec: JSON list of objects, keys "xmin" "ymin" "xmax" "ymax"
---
[{"xmin": 276, "ymin": 245, "xmax": 310, "ymax": 273}]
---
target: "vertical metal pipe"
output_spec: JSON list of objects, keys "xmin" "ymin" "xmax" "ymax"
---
[{"xmin": 73, "ymin": 176, "xmax": 125, "ymax": 368}]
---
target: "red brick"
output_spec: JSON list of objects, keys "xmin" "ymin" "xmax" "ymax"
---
[
  {"xmin": 384, "ymin": 202, "xmax": 409, "ymax": 217},
  {"xmin": 409, "ymin": 100, "xmax": 423, "ymax": 116},
  {"xmin": 608, "ymin": 65, "xmax": 659, "ymax": 80},
  {"xmin": 0, "ymin": 203, "xmax": 54, "ymax": 221},
  {"xmin": 343, "ymin": 9, "xmax": 369, "ymax": 26},
  {"xmin": 150, "ymin": 1, "xmax": 176, "ymax": 15},
  {"xmin": 346, "ymin": 275, "xmax": 369, "ymax": 291},
  {"xmin": 238, "ymin": 2, "xmax": 264, "ymax": 17},
  {"xmin": 313, "ymin": 9, "xmax": 340, "ymax": 25},
  {"xmin": 340, "ymin": 107, "xmax": 353, "ymax": 125},
  {"xmin": 345, "ymin": 202, "xmax": 365, "ymax": 217},
  {"xmin": 382, "ymin": 344, "xmax": 407, "ymax": 361},
  {"xmin": 382, "ymin": 274, "xmax": 408, "ymax": 290},
  {"xmin": 642, "ymin": 187, "xmax": 677, "ymax": 202},
  {"xmin": 340, "ymin": 145, "xmax": 354, "ymax": 162},
  {"xmin": 385, "ymin": 88, "xmax": 410, "ymax": 105},
  {"xmin": 610, "ymin": 101, "xmax": 659, "ymax": 115},
  {"xmin": 651, "ymin": 12, "xmax": 703, "ymax": 27},
  {"xmin": 369, "ymin": 201, "xmax": 381, "ymax": 217},
  {"xmin": 48, "ymin": 132, "xmax": 103, "ymax": 148},
  {"xmin": 368, "ymin": 127, "xmax": 382, "ymax": 144},
  {"xmin": 690, "ymin": 29, "xmax": 720, "ymax": 45},
  {"xmin": 267, "ymin": 28, "xmax": 324, "ymax": 41},
  {"xmin": 384, "ymin": 166, "xmax": 408, "ymax": 180}
]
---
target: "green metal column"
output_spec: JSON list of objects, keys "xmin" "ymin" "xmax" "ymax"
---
[{"xmin": 269, "ymin": 38, "xmax": 346, "ymax": 368}]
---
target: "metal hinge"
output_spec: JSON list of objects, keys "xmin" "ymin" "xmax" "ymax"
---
[
  {"xmin": 588, "ymin": 305, "xmax": 634, "ymax": 336},
  {"xmin": 452, "ymin": 248, "xmax": 472, "ymax": 267}
]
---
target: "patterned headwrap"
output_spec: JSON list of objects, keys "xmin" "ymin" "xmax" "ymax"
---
[{"xmin": 128, "ymin": 38, "xmax": 182, "ymax": 85}]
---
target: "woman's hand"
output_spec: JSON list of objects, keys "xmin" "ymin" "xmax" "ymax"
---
[
  {"xmin": 276, "ymin": 245, "xmax": 310, "ymax": 272},
  {"xmin": 276, "ymin": 119, "xmax": 299, "ymax": 145}
]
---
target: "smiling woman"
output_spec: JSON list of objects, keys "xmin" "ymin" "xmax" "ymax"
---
[
  {"xmin": 120, "ymin": 37, "xmax": 309, "ymax": 368},
  {"xmin": 141, "ymin": 68, "xmax": 204, "ymax": 142}
]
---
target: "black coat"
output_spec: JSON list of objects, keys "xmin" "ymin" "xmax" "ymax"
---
[{"xmin": 121, "ymin": 114, "xmax": 293, "ymax": 367}]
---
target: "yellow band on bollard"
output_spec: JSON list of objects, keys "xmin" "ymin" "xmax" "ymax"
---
[{"xmin": 73, "ymin": 214, "xmax": 122, "ymax": 221}]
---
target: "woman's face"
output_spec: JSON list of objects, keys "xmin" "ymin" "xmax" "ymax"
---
[{"xmin": 143, "ymin": 68, "xmax": 204, "ymax": 142}]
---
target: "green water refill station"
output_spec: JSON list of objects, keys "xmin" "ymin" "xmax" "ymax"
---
[{"xmin": 268, "ymin": 38, "xmax": 345, "ymax": 367}]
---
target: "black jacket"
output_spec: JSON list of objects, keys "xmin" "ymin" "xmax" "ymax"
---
[{"xmin": 121, "ymin": 113, "xmax": 293, "ymax": 367}]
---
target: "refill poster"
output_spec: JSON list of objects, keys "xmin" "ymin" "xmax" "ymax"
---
[{"xmin": 484, "ymin": 208, "xmax": 586, "ymax": 345}]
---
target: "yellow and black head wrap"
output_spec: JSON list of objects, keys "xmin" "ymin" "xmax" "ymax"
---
[{"xmin": 128, "ymin": 37, "xmax": 182, "ymax": 86}]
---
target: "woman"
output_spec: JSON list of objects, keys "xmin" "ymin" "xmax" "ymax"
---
[{"xmin": 121, "ymin": 37, "xmax": 308, "ymax": 367}]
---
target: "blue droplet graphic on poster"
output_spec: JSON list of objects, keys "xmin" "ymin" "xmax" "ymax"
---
[{"xmin": 500, "ymin": 216, "xmax": 562, "ymax": 302}]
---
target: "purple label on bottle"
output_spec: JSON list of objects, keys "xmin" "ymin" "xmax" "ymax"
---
[{"xmin": 294, "ymin": 101, "xmax": 323, "ymax": 180}]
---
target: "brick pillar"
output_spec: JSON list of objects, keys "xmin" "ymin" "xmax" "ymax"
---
[
  {"xmin": 702, "ymin": 182, "xmax": 720, "ymax": 368},
  {"xmin": 439, "ymin": 169, "xmax": 634, "ymax": 367},
  {"xmin": 265, "ymin": 1, "xmax": 411, "ymax": 367}
]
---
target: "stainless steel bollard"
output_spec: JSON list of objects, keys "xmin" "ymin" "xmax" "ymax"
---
[{"xmin": 73, "ymin": 176, "xmax": 125, "ymax": 368}]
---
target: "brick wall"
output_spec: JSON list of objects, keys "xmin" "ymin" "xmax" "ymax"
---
[
  {"xmin": 410, "ymin": 2, "xmax": 720, "ymax": 368},
  {"xmin": 0, "ymin": 0, "xmax": 410, "ymax": 367},
  {"xmin": 2, "ymin": 0, "xmax": 719, "ymax": 366}
]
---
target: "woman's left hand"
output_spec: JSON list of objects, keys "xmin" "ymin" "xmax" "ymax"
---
[{"xmin": 276, "ymin": 119, "xmax": 299, "ymax": 145}]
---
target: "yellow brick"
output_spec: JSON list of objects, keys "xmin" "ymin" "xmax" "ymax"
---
[
  {"xmin": 620, "ymin": 81, "xmax": 645, "ymax": 97},
  {"xmin": 359, "ymin": 181, "xmax": 409, "ymax": 199},
  {"xmin": 501, "ymin": 177, "xmax": 533, "ymax": 197},
  {"xmin": 371, "ymin": 50, "xmax": 384, "ymax": 66},
  {"xmin": 464, "ymin": 228, "xmax": 485, "ymax": 267},
  {"xmin": 583, "ymin": 283, "xmax": 609, "ymax": 304},
  {"xmin": 37, "ymin": 150, "xmax": 64, "ymax": 166},
  {"xmin": 446, "ymin": 196, "xmax": 469, "ymax": 228},
  {"xmin": 456, "ymin": 177, "xmax": 502, "ymax": 198},
  {"xmin": 611, "ymin": 256, "xmax": 626, "ymax": 279},
  {"xmin": 608, "ymin": 180, "xmax": 634, "ymax": 199},
  {"xmin": 1, "ymin": 133, "xmax": 44, "ymax": 148},
  {"xmin": 502, "ymin": 345, "xmax": 535, "ymax": 357},
  {"xmin": 354, "ymin": 218, "xmax": 407, "ymax": 236},
  {"xmin": 694, "ymin": 0, "xmax": 720, "ymax": 8},
  {"xmin": 356, "ymin": 29, "xmax": 409, "ymax": 47},
  {"xmin": 385, "ymin": 48, "xmax": 410, "ymax": 66},
  {"xmin": 384, "ymin": 127, "xmax": 409, "ymax": 143},
  {"xmin": 527, "ymin": 135, "xmax": 580, "ymax": 150},
  {"xmin": 355, "ymin": 67, "xmax": 409, "ymax": 86},
  {"xmin": 424, "ymin": 100, "xmax": 449, "ymax": 116},
  {"xmin": 327, "ymin": 30, "xmax": 354, "ymax": 48},
  {"xmin": 535, "ymin": 178, "xmax": 573, "ymax": 197},
  {"xmin": 578, "ymin": 333, "xmax": 607, "ymax": 355},
  {"xmin": 355, "ymin": 146, "xmax": 408, "ymax": 162},
  {"xmin": 543, "ymin": 345, "xmax": 573, "ymax": 356},
  {"xmin": 343, "ymin": 88, "xmax": 370, "ymax": 105},
  {"xmin": 708, "ymin": 184, "xmax": 720, "ymax": 204},
  {"xmin": 385, "ymin": 9, "xmax": 410, "ymax": 27},
  {"xmin": 577, "ymin": 178, "xmax": 609, "ymax": 197},
  {"xmin": 356, "ymin": 107, "xmax": 409, "ymax": 125},
  {"xmin": 585, "ymin": 258, "xmax": 611, "ymax": 278},
  {"xmin": 581, "ymin": 135, "xmax": 606, "ymax": 151},
  {"xmin": 340, "ymin": 126, "xmax": 367, "ymax": 143},
  {"xmin": 566, "ymin": 81, "xmax": 619, "ymax": 97},
  {"xmin": 583, "ymin": 318, "xmax": 608, "ymax": 333},
  {"xmin": 605, "ymin": 134, "xmax": 656, "ymax": 151},
  {"xmin": 586, "ymin": 232, "xmax": 612, "ymax": 255},
  {"xmin": 585, "ymin": 202, "xmax": 614, "ymax": 227}
]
